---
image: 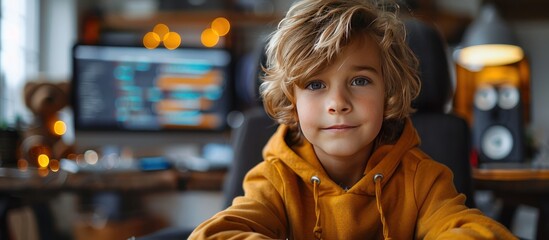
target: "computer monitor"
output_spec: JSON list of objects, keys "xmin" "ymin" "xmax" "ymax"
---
[{"xmin": 72, "ymin": 44, "xmax": 233, "ymax": 132}]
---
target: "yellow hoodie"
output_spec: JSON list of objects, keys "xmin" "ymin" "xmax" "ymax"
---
[{"xmin": 190, "ymin": 119, "xmax": 517, "ymax": 239}]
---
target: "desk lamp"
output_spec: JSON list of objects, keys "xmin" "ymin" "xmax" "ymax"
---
[{"xmin": 453, "ymin": 3, "xmax": 530, "ymax": 165}]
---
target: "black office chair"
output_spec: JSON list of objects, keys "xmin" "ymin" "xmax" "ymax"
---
[
  {"xmin": 405, "ymin": 18, "xmax": 475, "ymax": 208},
  {"xmin": 223, "ymin": 107, "xmax": 277, "ymax": 208}
]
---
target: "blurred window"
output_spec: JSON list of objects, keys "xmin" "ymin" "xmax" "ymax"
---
[{"xmin": 0, "ymin": 0, "xmax": 39, "ymax": 127}]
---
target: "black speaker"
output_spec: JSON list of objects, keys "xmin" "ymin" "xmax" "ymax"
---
[{"xmin": 472, "ymin": 84, "xmax": 524, "ymax": 164}]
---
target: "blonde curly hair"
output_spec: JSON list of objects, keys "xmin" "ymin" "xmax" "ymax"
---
[{"xmin": 260, "ymin": 0, "xmax": 420, "ymax": 144}]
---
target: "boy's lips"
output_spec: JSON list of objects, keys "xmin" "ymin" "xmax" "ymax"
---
[{"xmin": 322, "ymin": 124, "xmax": 357, "ymax": 130}]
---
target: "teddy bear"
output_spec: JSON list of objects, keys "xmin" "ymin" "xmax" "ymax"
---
[{"xmin": 20, "ymin": 80, "xmax": 74, "ymax": 168}]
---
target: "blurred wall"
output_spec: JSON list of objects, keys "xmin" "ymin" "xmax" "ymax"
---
[
  {"xmin": 39, "ymin": 0, "xmax": 76, "ymax": 81},
  {"xmin": 512, "ymin": 21, "xmax": 549, "ymax": 142}
]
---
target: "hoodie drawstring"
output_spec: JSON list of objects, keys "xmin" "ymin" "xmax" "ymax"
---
[
  {"xmin": 310, "ymin": 176, "xmax": 322, "ymax": 240},
  {"xmin": 309, "ymin": 174, "xmax": 390, "ymax": 240},
  {"xmin": 374, "ymin": 173, "xmax": 391, "ymax": 240}
]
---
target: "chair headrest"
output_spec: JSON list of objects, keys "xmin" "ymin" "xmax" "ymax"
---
[{"xmin": 405, "ymin": 19, "xmax": 453, "ymax": 113}]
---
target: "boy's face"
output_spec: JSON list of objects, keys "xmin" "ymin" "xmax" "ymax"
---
[{"xmin": 294, "ymin": 35, "xmax": 384, "ymax": 161}]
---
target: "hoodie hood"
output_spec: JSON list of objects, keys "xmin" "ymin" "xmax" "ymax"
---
[
  {"xmin": 262, "ymin": 118, "xmax": 420, "ymax": 239},
  {"xmin": 263, "ymin": 118, "xmax": 420, "ymax": 196}
]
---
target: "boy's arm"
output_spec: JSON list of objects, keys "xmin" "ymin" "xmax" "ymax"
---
[
  {"xmin": 189, "ymin": 162, "xmax": 288, "ymax": 239},
  {"xmin": 414, "ymin": 160, "xmax": 518, "ymax": 240}
]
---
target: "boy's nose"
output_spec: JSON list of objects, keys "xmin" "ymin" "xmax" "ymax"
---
[{"xmin": 327, "ymin": 88, "xmax": 352, "ymax": 114}]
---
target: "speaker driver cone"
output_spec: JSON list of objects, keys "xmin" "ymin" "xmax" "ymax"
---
[{"xmin": 481, "ymin": 125, "xmax": 514, "ymax": 160}]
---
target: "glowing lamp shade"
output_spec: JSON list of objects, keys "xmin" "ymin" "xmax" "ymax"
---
[
  {"xmin": 456, "ymin": 4, "xmax": 524, "ymax": 69},
  {"xmin": 458, "ymin": 44, "xmax": 523, "ymax": 68},
  {"xmin": 453, "ymin": 3, "xmax": 531, "ymax": 128}
]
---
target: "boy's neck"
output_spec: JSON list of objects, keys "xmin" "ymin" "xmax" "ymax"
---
[{"xmin": 314, "ymin": 145, "xmax": 373, "ymax": 189}]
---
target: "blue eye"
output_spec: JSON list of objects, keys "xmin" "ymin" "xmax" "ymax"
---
[
  {"xmin": 351, "ymin": 77, "xmax": 370, "ymax": 86},
  {"xmin": 305, "ymin": 81, "xmax": 325, "ymax": 90}
]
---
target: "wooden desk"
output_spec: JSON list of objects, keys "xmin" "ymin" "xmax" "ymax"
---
[
  {"xmin": 473, "ymin": 168, "xmax": 549, "ymax": 239},
  {"xmin": 0, "ymin": 168, "xmax": 226, "ymax": 193}
]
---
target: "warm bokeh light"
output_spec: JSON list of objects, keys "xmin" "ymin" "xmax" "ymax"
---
[
  {"xmin": 201, "ymin": 28, "xmax": 219, "ymax": 47},
  {"xmin": 143, "ymin": 32, "xmax": 161, "ymax": 49},
  {"xmin": 84, "ymin": 150, "xmax": 99, "ymax": 165},
  {"xmin": 49, "ymin": 159, "xmax": 60, "ymax": 172},
  {"xmin": 38, "ymin": 154, "xmax": 50, "ymax": 168},
  {"xmin": 211, "ymin": 17, "xmax": 230, "ymax": 36},
  {"xmin": 18, "ymin": 159, "xmax": 28, "ymax": 172},
  {"xmin": 153, "ymin": 23, "xmax": 170, "ymax": 40},
  {"xmin": 144, "ymin": 24, "xmax": 183, "ymax": 50},
  {"xmin": 163, "ymin": 32, "xmax": 182, "ymax": 50},
  {"xmin": 53, "ymin": 120, "xmax": 67, "ymax": 135}
]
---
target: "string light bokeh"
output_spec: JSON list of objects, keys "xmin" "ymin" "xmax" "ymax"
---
[{"xmin": 143, "ymin": 17, "xmax": 231, "ymax": 49}]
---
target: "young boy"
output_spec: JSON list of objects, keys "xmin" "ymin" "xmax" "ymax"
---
[{"xmin": 190, "ymin": 0, "xmax": 517, "ymax": 239}]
